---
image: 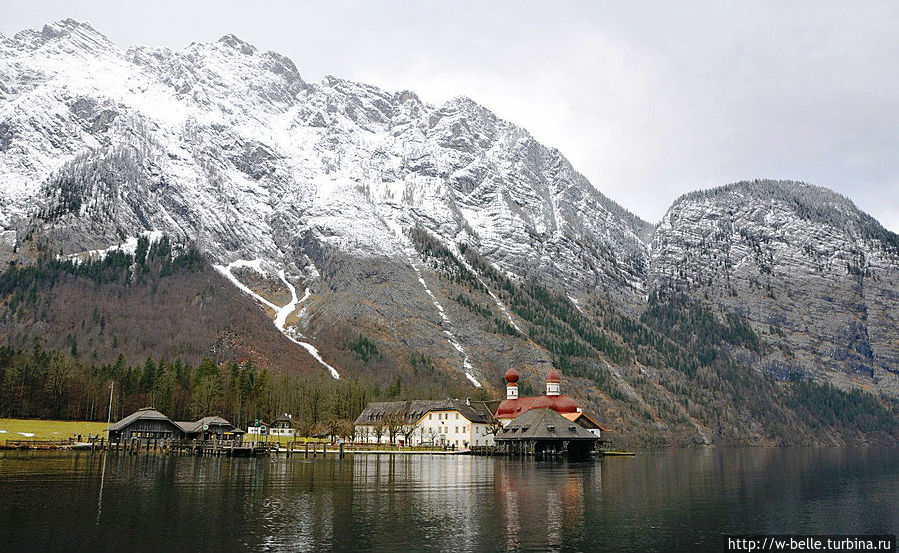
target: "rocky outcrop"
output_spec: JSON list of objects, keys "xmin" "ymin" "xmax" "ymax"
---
[{"xmin": 650, "ymin": 180, "xmax": 899, "ymax": 395}]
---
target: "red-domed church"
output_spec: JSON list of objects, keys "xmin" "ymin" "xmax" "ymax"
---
[{"xmin": 494, "ymin": 367, "xmax": 582, "ymax": 425}]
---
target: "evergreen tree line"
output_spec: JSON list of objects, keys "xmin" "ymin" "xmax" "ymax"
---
[
  {"xmin": 1, "ymin": 234, "xmax": 203, "ymax": 309},
  {"xmin": 0, "ymin": 343, "xmax": 396, "ymax": 436}
]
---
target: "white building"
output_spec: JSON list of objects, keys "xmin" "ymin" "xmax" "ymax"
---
[
  {"xmin": 270, "ymin": 414, "xmax": 296, "ymax": 436},
  {"xmin": 353, "ymin": 399, "xmax": 497, "ymax": 448}
]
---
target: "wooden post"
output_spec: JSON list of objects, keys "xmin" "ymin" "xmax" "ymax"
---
[
  {"xmin": 323, "ymin": 443, "xmax": 327, "ymax": 458},
  {"xmin": 339, "ymin": 442, "xmax": 344, "ymax": 459},
  {"xmin": 304, "ymin": 441, "xmax": 309, "ymax": 459}
]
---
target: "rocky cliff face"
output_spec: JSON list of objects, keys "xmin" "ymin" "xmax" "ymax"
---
[
  {"xmin": 0, "ymin": 19, "xmax": 651, "ymax": 387},
  {"xmin": 1, "ymin": 20, "xmax": 897, "ymax": 418},
  {"xmin": 650, "ymin": 180, "xmax": 899, "ymax": 395}
]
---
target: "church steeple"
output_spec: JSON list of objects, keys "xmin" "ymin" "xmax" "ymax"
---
[
  {"xmin": 545, "ymin": 367, "xmax": 561, "ymax": 396},
  {"xmin": 504, "ymin": 367, "xmax": 519, "ymax": 400}
]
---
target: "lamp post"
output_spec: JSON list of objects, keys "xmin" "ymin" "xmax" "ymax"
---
[
  {"xmin": 105, "ymin": 382, "xmax": 114, "ymax": 449},
  {"xmin": 106, "ymin": 382, "xmax": 114, "ymax": 427}
]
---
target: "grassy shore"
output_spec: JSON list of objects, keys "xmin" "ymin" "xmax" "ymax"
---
[{"xmin": 0, "ymin": 418, "xmax": 110, "ymax": 441}]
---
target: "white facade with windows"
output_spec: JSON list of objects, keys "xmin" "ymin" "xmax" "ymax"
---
[
  {"xmin": 353, "ymin": 399, "xmax": 497, "ymax": 448},
  {"xmin": 414, "ymin": 410, "xmax": 495, "ymax": 448}
]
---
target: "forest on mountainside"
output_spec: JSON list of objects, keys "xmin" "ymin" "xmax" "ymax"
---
[
  {"xmin": 0, "ymin": 229, "xmax": 895, "ymax": 445},
  {"xmin": 409, "ymin": 226, "xmax": 898, "ymax": 445},
  {"xmin": 0, "ymin": 234, "xmax": 488, "ymax": 430},
  {"xmin": 0, "ymin": 343, "xmax": 481, "ymax": 437}
]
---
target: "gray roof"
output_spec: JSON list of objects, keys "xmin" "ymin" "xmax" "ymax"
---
[
  {"xmin": 107, "ymin": 407, "xmax": 172, "ymax": 431},
  {"xmin": 175, "ymin": 416, "xmax": 237, "ymax": 434},
  {"xmin": 196, "ymin": 416, "xmax": 233, "ymax": 427},
  {"xmin": 354, "ymin": 399, "xmax": 491, "ymax": 426},
  {"xmin": 174, "ymin": 421, "xmax": 200, "ymax": 433},
  {"xmin": 495, "ymin": 409, "xmax": 600, "ymax": 442}
]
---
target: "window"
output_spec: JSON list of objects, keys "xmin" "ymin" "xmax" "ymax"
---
[
  {"xmin": 455, "ymin": 413, "xmax": 459, "ymax": 420},
  {"xmin": 429, "ymin": 414, "xmax": 432, "ymax": 420}
]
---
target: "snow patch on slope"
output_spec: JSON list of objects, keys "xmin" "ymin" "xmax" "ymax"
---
[
  {"xmin": 214, "ymin": 260, "xmax": 340, "ymax": 379},
  {"xmin": 213, "ymin": 259, "xmax": 280, "ymax": 311},
  {"xmin": 386, "ymin": 221, "xmax": 482, "ymax": 387},
  {"xmin": 275, "ymin": 269, "xmax": 341, "ymax": 379}
]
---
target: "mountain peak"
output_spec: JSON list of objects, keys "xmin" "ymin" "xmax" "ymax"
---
[
  {"xmin": 217, "ymin": 33, "xmax": 257, "ymax": 55},
  {"xmin": 10, "ymin": 18, "xmax": 113, "ymax": 53}
]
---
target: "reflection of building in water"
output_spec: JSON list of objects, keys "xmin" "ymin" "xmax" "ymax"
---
[
  {"xmin": 496, "ymin": 459, "xmax": 593, "ymax": 550},
  {"xmin": 350, "ymin": 454, "xmax": 492, "ymax": 551}
]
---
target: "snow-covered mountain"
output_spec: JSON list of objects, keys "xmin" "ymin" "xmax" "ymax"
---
[
  {"xmin": 1, "ymin": 20, "xmax": 897, "ymax": 402},
  {"xmin": 0, "ymin": 19, "xmax": 650, "ymax": 293},
  {"xmin": 0, "ymin": 19, "xmax": 651, "ymax": 386}
]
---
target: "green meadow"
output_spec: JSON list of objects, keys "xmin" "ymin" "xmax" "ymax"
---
[{"xmin": 0, "ymin": 418, "xmax": 110, "ymax": 441}]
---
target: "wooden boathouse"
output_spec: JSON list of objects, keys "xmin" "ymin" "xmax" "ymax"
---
[
  {"xmin": 494, "ymin": 408, "xmax": 603, "ymax": 457},
  {"xmin": 108, "ymin": 408, "xmax": 243, "ymax": 445},
  {"xmin": 107, "ymin": 408, "xmax": 182, "ymax": 443}
]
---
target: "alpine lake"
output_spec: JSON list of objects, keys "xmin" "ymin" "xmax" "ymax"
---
[{"xmin": 0, "ymin": 448, "xmax": 896, "ymax": 552}]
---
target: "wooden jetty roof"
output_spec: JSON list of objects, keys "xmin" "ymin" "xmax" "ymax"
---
[
  {"xmin": 495, "ymin": 408, "xmax": 600, "ymax": 442},
  {"xmin": 174, "ymin": 416, "xmax": 243, "ymax": 434},
  {"xmin": 107, "ymin": 407, "xmax": 171, "ymax": 431}
]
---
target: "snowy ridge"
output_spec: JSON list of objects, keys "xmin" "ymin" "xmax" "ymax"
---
[
  {"xmin": 1, "ymin": 18, "xmax": 651, "ymax": 308},
  {"xmin": 59, "ymin": 230, "xmax": 166, "ymax": 264},
  {"xmin": 214, "ymin": 260, "xmax": 340, "ymax": 379}
]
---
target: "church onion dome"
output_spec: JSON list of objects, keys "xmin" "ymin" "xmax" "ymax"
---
[
  {"xmin": 504, "ymin": 367, "xmax": 520, "ymax": 384},
  {"xmin": 546, "ymin": 367, "xmax": 561, "ymax": 383}
]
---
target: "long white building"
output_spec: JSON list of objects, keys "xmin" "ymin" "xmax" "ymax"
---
[{"xmin": 353, "ymin": 399, "xmax": 498, "ymax": 448}]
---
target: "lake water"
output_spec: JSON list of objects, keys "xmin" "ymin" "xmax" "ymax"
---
[{"xmin": 0, "ymin": 448, "xmax": 896, "ymax": 552}]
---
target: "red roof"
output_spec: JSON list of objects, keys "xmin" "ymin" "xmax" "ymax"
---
[
  {"xmin": 495, "ymin": 394, "xmax": 579, "ymax": 419},
  {"xmin": 562, "ymin": 412, "xmax": 608, "ymax": 431},
  {"xmin": 546, "ymin": 367, "xmax": 561, "ymax": 383}
]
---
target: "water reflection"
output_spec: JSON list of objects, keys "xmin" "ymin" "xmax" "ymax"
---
[{"xmin": 0, "ymin": 449, "xmax": 896, "ymax": 552}]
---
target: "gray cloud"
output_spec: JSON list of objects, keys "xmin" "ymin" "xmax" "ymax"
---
[{"xmin": 3, "ymin": 0, "xmax": 897, "ymax": 230}]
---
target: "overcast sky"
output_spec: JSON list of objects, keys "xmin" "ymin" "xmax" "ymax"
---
[{"xmin": 3, "ymin": 1, "xmax": 898, "ymax": 230}]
